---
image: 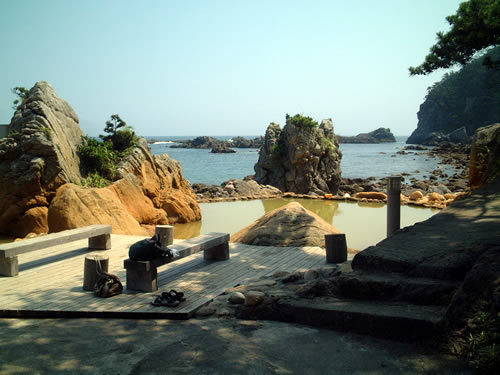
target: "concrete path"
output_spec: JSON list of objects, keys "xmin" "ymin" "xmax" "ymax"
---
[{"xmin": 0, "ymin": 317, "xmax": 471, "ymax": 374}]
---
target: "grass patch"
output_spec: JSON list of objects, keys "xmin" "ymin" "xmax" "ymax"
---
[
  {"xmin": 80, "ymin": 172, "xmax": 112, "ymax": 188},
  {"xmin": 466, "ymin": 311, "xmax": 500, "ymax": 373},
  {"xmin": 288, "ymin": 114, "xmax": 318, "ymax": 129}
]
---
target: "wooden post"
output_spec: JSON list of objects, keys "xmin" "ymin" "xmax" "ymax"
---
[
  {"xmin": 155, "ymin": 225, "xmax": 174, "ymax": 249},
  {"xmin": 387, "ymin": 176, "xmax": 401, "ymax": 237},
  {"xmin": 83, "ymin": 253, "xmax": 109, "ymax": 291},
  {"xmin": 325, "ymin": 233, "xmax": 347, "ymax": 263}
]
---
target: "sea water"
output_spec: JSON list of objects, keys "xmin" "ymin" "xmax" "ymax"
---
[
  {"xmin": 148, "ymin": 136, "xmax": 455, "ymax": 185},
  {"xmin": 147, "ymin": 135, "xmax": 443, "ymax": 249}
]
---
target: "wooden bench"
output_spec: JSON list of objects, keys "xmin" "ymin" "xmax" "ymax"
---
[
  {"xmin": 124, "ymin": 232, "xmax": 230, "ymax": 292},
  {"xmin": 0, "ymin": 224, "xmax": 112, "ymax": 277}
]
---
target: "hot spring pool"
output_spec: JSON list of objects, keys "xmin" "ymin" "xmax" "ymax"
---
[{"xmin": 173, "ymin": 198, "xmax": 439, "ymax": 251}]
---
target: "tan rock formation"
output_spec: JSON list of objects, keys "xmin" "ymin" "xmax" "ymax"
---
[
  {"xmin": 115, "ymin": 139, "xmax": 201, "ymax": 224},
  {"xmin": 46, "ymin": 140, "xmax": 201, "ymax": 235},
  {"xmin": 0, "ymin": 81, "xmax": 84, "ymax": 237},
  {"xmin": 427, "ymin": 192, "xmax": 445, "ymax": 202},
  {"xmin": 353, "ymin": 192, "xmax": 387, "ymax": 200},
  {"xmin": 0, "ymin": 81, "xmax": 201, "ymax": 236},
  {"xmin": 231, "ymin": 201, "xmax": 340, "ymax": 247},
  {"xmin": 409, "ymin": 191, "xmax": 424, "ymax": 201},
  {"xmin": 48, "ymin": 184, "xmax": 148, "ymax": 235}
]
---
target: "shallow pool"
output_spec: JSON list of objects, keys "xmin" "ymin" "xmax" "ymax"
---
[{"xmin": 173, "ymin": 198, "xmax": 439, "ymax": 251}]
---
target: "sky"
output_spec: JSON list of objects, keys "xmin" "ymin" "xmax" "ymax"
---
[{"xmin": 0, "ymin": 0, "xmax": 463, "ymax": 137}]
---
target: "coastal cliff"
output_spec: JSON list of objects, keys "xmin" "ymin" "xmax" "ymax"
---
[
  {"xmin": 0, "ymin": 81, "xmax": 200, "ymax": 237},
  {"xmin": 407, "ymin": 46, "xmax": 500, "ymax": 145}
]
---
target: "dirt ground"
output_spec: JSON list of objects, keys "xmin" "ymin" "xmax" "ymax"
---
[{"xmin": 0, "ymin": 316, "xmax": 472, "ymax": 375}]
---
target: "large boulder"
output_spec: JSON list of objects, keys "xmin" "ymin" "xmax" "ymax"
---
[
  {"xmin": 469, "ymin": 123, "xmax": 500, "ymax": 189},
  {"xmin": 230, "ymin": 201, "xmax": 340, "ymax": 247},
  {"xmin": 446, "ymin": 245, "xmax": 500, "ymax": 326},
  {"xmin": 254, "ymin": 116, "xmax": 342, "ymax": 195},
  {"xmin": 48, "ymin": 184, "xmax": 148, "ymax": 235},
  {"xmin": 114, "ymin": 138, "xmax": 201, "ymax": 224},
  {"xmin": 0, "ymin": 81, "xmax": 84, "ymax": 236}
]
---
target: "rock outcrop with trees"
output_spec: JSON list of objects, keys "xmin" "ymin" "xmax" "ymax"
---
[
  {"xmin": 407, "ymin": 47, "xmax": 500, "ymax": 145},
  {"xmin": 254, "ymin": 115, "xmax": 342, "ymax": 195},
  {"xmin": 0, "ymin": 81, "xmax": 200, "ymax": 237},
  {"xmin": 409, "ymin": 0, "xmax": 500, "ymax": 76}
]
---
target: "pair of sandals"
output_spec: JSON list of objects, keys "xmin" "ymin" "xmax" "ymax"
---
[{"xmin": 151, "ymin": 289, "xmax": 186, "ymax": 307}]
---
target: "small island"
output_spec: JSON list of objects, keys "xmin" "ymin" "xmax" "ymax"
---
[
  {"xmin": 171, "ymin": 136, "xmax": 263, "ymax": 149},
  {"xmin": 337, "ymin": 128, "xmax": 396, "ymax": 144}
]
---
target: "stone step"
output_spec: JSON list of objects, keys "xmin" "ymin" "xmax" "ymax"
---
[
  {"xmin": 275, "ymin": 297, "xmax": 448, "ymax": 339},
  {"xmin": 336, "ymin": 270, "xmax": 461, "ymax": 305}
]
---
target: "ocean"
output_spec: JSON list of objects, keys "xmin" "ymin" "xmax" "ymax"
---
[{"xmin": 148, "ymin": 136, "xmax": 454, "ymax": 185}]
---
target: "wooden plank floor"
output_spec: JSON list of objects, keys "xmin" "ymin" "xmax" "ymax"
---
[{"xmin": 0, "ymin": 234, "xmax": 332, "ymax": 319}]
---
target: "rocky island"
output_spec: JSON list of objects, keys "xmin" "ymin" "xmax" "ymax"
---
[
  {"xmin": 337, "ymin": 127, "xmax": 396, "ymax": 143},
  {"xmin": 171, "ymin": 135, "xmax": 264, "ymax": 149},
  {"xmin": 254, "ymin": 115, "xmax": 342, "ymax": 195}
]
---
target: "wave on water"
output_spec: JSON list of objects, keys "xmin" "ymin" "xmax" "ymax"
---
[{"xmin": 153, "ymin": 141, "xmax": 176, "ymax": 145}]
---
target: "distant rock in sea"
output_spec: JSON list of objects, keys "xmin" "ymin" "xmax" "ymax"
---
[
  {"xmin": 228, "ymin": 136, "xmax": 264, "ymax": 148},
  {"xmin": 337, "ymin": 128, "xmax": 396, "ymax": 143},
  {"xmin": 211, "ymin": 144, "xmax": 236, "ymax": 153},
  {"xmin": 170, "ymin": 135, "xmax": 264, "ymax": 149},
  {"xmin": 171, "ymin": 136, "xmax": 221, "ymax": 149}
]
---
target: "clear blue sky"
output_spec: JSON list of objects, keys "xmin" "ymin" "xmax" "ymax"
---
[{"xmin": 0, "ymin": 0, "xmax": 462, "ymax": 136}]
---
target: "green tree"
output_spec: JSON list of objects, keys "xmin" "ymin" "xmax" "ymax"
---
[
  {"xmin": 11, "ymin": 86, "xmax": 29, "ymax": 109},
  {"xmin": 409, "ymin": 0, "xmax": 500, "ymax": 75},
  {"xmin": 100, "ymin": 114, "xmax": 138, "ymax": 152}
]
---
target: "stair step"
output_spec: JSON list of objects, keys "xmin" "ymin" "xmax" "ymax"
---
[
  {"xmin": 276, "ymin": 297, "xmax": 448, "ymax": 339},
  {"xmin": 336, "ymin": 271, "xmax": 460, "ymax": 305}
]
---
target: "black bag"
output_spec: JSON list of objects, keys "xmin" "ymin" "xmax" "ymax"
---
[
  {"xmin": 129, "ymin": 234, "xmax": 173, "ymax": 261},
  {"xmin": 93, "ymin": 258, "xmax": 123, "ymax": 298}
]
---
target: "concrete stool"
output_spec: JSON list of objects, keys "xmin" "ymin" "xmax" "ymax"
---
[
  {"xmin": 83, "ymin": 253, "xmax": 109, "ymax": 291},
  {"xmin": 325, "ymin": 233, "xmax": 347, "ymax": 263},
  {"xmin": 155, "ymin": 225, "xmax": 174, "ymax": 248}
]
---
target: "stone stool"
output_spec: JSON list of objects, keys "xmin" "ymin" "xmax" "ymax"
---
[
  {"xmin": 83, "ymin": 253, "xmax": 109, "ymax": 291},
  {"xmin": 325, "ymin": 233, "xmax": 347, "ymax": 263}
]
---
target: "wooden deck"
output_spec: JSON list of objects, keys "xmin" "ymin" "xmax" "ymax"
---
[{"xmin": 0, "ymin": 234, "xmax": 331, "ymax": 319}]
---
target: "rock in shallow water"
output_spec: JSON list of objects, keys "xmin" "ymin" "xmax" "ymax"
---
[{"xmin": 230, "ymin": 201, "xmax": 340, "ymax": 247}]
